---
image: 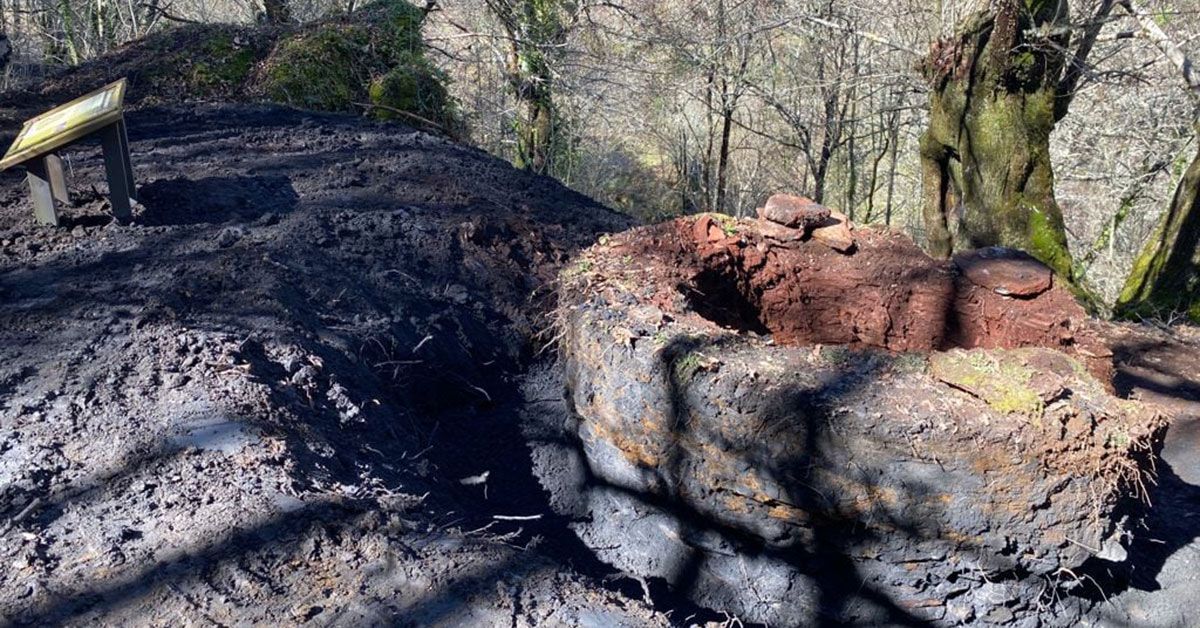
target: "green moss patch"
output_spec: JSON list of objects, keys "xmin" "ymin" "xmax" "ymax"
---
[
  {"xmin": 128, "ymin": 25, "xmax": 276, "ymax": 100},
  {"xmin": 255, "ymin": 0, "xmax": 460, "ymax": 133},
  {"xmin": 930, "ymin": 349, "xmax": 1045, "ymax": 418},
  {"xmin": 258, "ymin": 26, "xmax": 371, "ymax": 112},
  {"xmin": 189, "ymin": 32, "xmax": 260, "ymax": 92},
  {"xmin": 367, "ymin": 60, "xmax": 460, "ymax": 132},
  {"xmin": 37, "ymin": 0, "xmax": 460, "ymax": 135},
  {"xmin": 1025, "ymin": 202, "xmax": 1073, "ymax": 280}
]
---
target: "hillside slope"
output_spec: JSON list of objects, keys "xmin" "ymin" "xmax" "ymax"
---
[{"xmin": 0, "ymin": 102, "xmax": 663, "ymax": 626}]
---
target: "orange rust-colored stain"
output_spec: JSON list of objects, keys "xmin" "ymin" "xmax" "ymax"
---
[
  {"xmin": 970, "ymin": 451, "xmax": 1012, "ymax": 475},
  {"xmin": 724, "ymin": 495, "xmax": 752, "ymax": 514},
  {"xmin": 942, "ymin": 530, "xmax": 982, "ymax": 546},
  {"xmin": 585, "ymin": 417, "xmax": 661, "ymax": 468},
  {"xmin": 767, "ymin": 503, "xmax": 808, "ymax": 521}
]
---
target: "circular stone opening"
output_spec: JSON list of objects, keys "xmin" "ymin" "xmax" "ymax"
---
[{"xmin": 547, "ymin": 214, "xmax": 1164, "ymax": 626}]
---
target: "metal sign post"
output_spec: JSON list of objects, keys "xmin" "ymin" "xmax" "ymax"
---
[{"xmin": 0, "ymin": 78, "xmax": 136, "ymax": 226}]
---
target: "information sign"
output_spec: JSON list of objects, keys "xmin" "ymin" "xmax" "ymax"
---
[{"xmin": 0, "ymin": 79, "xmax": 135, "ymax": 225}]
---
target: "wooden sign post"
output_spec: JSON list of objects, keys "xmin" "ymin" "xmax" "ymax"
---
[{"xmin": 0, "ymin": 78, "xmax": 135, "ymax": 226}]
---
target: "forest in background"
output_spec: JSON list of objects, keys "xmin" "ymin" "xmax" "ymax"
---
[{"xmin": 0, "ymin": 0, "xmax": 1197, "ymax": 314}]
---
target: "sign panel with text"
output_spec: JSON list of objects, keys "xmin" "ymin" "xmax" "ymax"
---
[{"xmin": 1, "ymin": 79, "xmax": 127, "ymax": 171}]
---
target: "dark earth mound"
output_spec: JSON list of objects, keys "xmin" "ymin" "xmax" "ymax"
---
[{"xmin": 0, "ymin": 102, "xmax": 676, "ymax": 626}]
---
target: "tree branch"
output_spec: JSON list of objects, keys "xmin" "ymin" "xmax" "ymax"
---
[
  {"xmin": 1119, "ymin": 0, "xmax": 1200, "ymax": 99},
  {"xmin": 1055, "ymin": 0, "xmax": 1118, "ymax": 121}
]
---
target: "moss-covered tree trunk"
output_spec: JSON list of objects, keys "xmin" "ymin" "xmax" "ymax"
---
[
  {"xmin": 1114, "ymin": 0, "xmax": 1200, "ymax": 321},
  {"xmin": 263, "ymin": 0, "xmax": 291, "ymax": 24},
  {"xmin": 508, "ymin": 44, "xmax": 555, "ymax": 174},
  {"xmin": 1115, "ymin": 135, "xmax": 1200, "ymax": 321},
  {"xmin": 486, "ymin": 0, "xmax": 573, "ymax": 175},
  {"xmin": 920, "ymin": 1, "xmax": 1074, "ymax": 278}
]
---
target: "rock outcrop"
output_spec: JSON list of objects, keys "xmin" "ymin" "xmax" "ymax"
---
[{"xmin": 547, "ymin": 215, "xmax": 1165, "ymax": 626}]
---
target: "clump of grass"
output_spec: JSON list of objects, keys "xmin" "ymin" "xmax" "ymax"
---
[
  {"xmin": 673, "ymin": 352, "xmax": 703, "ymax": 382},
  {"xmin": 188, "ymin": 32, "xmax": 259, "ymax": 92},
  {"xmin": 819, "ymin": 344, "xmax": 851, "ymax": 365},
  {"xmin": 930, "ymin": 350, "xmax": 1043, "ymax": 418}
]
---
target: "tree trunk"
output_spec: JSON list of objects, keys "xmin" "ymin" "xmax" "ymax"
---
[
  {"xmin": 885, "ymin": 112, "xmax": 899, "ymax": 226},
  {"xmin": 516, "ymin": 81, "xmax": 553, "ymax": 174},
  {"xmin": 703, "ymin": 70, "xmax": 716, "ymax": 212},
  {"xmin": 0, "ymin": 32, "xmax": 11, "ymax": 74},
  {"xmin": 263, "ymin": 0, "xmax": 291, "ymax": 23},
  {"xmin": 812, "ymin": 57, "xmax": 837, "ymax": 204},
  {"xmin": 1113, "ymin": 0, "xmax": 1200, "ymax": 321},
  {"xmin": 58, "ymin": 0, "xmax": 81, "ymax": 65},
  {"xmin": 919, "ymin": 2, "xmax": 1075, "ymax": 279},
  {"xmin": 715, "ymin": 103, "xmax": 733, "ymax": 213},
  {"xmin": 845, "ymin": 98, "xmax": 858, "ymax": 218},
  {"xmin": 506, "ymin": 41, "xmax": 554, "ymax": 175},
  {"xmin": 1115, "ymin": 137, "xmax": 1200, "ymax": 321},
  {"xmin": 486, "ymin": 0, "xmax": 566, "ymax": 176}
]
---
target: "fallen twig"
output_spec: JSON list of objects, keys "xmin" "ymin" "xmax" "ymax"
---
[
  {"xmin": 351, "ymin": 102, "xmax": 446, "ymax": 133},
  {"xmin": 0, "ymin": 497, "xmax": 42, "ymax": 536}
]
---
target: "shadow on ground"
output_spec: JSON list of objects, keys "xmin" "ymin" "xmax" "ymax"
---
[{"xmin": 137, "ymin": 175, "xmax": 299, "ymax": 225}]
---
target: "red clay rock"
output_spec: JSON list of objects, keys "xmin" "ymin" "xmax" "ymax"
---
[
  {"xmin": 604, "ymin": 217, "xmax": 1109, "ymax": 380},
  {"xmin": 751, "ymin": 218, "xmax": 806, "ymax": 242},
  {"xmin": 947, "ymin": 249, "xmax": 1113, "ymax": 383},
  {"xmin": 556, "ymin": 217, "xmax": 1165, "ymax": 626},
  {"xmin": 810, "ymin": 210, "xmax": 855, "ymax": 252},
  {"xmin": 621, "ymin": 217, "xmax": 953, "ymax": 351},
  {"xmin": 691, "ymin": 214, "xmax": 725, "ymax": 243},
  {"xmin": 757, "ymin": 194, "xmax": 831, "ymax": 230},
  {"xmin": 955, "ymin": 247, "xmax": 1052, "ymax": 296}
]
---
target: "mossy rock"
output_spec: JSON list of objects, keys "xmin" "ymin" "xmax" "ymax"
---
[
  {"xmin": 256, "ymin": 0, "xmax": 459, "ymax": 129},
  {"xmin": 258, "ymin": 26, "xmax": 373, "ymax": 112},
  {"xmin": 188, "ymin": 32, "xmax": 260, "ymax": 92},
  {"xmin": 928, "ymin": 348, "xmax": 1091, "ymax": 419},
  {"xmin": 367, "ymin": 59, "xmax": 460, "ymax": 133}
]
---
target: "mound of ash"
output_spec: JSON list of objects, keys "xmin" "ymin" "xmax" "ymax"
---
[
  {"xmin": 0, "ymin": 104, "xmax": 664, "ymax": 626},
  {"xmin": 546, "ymin": 212, "xmax": 1166, "ymax": 626}
]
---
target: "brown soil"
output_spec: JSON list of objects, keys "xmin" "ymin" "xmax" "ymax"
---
[{"xmin": 616, "ymin": 215, "xmax": 1110, "ymax": 376}]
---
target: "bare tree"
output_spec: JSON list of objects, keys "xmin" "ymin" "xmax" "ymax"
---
[
  {"xmin": 479, "ymin": 0, "xmax": 590, "ymax": 174},
  {"xmin": 747, "ymin": 2, "xmax": 895, "ymax": 208},
  {"xmin": 1114, "ymin": 0, "xmax": 1200, "ymax": 318},
  {"xmin": 263, "ymin": 0, "xmax": 293, "ymax": 23},
  {"xmin": 660, "ymin": 0, "xmax": 774, "ymax": 212}
]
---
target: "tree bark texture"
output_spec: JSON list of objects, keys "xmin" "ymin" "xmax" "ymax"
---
[
  {"xmin": 1116, "ymin": 138, "xmax": 1200, "ymax": 320},
  {"xmin": 920, "ymin": 1, "xmax": 1075, "ymax": 279}
]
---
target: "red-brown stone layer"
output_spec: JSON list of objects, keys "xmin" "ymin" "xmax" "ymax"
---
[{"xmin": 610, "ymin": 215, "xmax": 1110, "ymax": 380}]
